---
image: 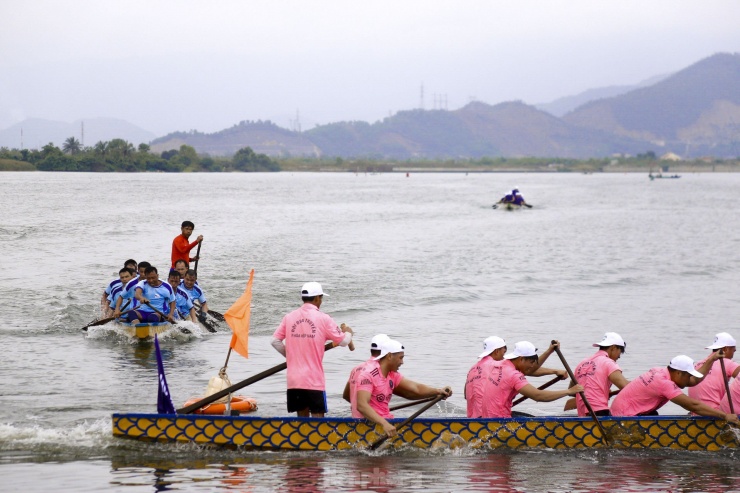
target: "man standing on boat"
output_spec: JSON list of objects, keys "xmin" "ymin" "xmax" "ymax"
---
[
  {"xmin": 347, "ymin": 338, "xmax": 452, "ymax": 438},
  {"xmin": 611, "ymin": 354, "xmax": 739, "ymax": 424},
  {"xmin": 687, "ymin": 333, "xmax": 739, "ymax": 412},
  {"xmin": 480, "ymin": 341, "xmax": 582, "ymax": 418},
  {"xmin": 128, "ymin": 266, "xmax": 176, "ymax": 324},
  {"xmin": 171, "ymin": 221, "xmax": 203, "ymax": 268},
  {"xmin": 568, "ymin": 332, "xmax": 630, "ymax": 416},
  {"xmin": 271, "ymin": 282, "xmax": 354, "ymax": 417}
]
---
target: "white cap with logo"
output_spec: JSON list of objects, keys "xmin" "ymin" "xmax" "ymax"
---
[
  {"xmin": 593, "ymin": 332, "xmax": 626, "ymax": 351},
  {"xmin": 373, "ymin": 338, "xmax": 405, "ymax": 360},
  {"xmin": 668, "ymin": 355, "xmax": 704, "ymax": 378},
  {"xmin": 706, "ymin": 332, "xmax": 737, "ymax": 350},
  {"xmin": 371, "ymin": 334, "xmax": 390, "ymax": 350},
  {"xmin": 301, "ymin": 282, "xmax": 326, "ymax": 297},
  {"xmin": 504, "ymin": 341, "xmax": 538, "ymax": 360},
  {"xmin": 478, "ymin": 336, "xmax": 507, "ymax": 359}
]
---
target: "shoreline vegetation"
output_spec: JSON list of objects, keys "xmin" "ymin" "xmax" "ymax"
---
[{"xmin": 1, "ymin": 139, "xmax": 739, "ymax": 173}]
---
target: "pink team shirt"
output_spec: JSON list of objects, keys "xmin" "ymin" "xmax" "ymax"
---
[
  {"xmin": 720, "ymin": 376, "xmax": 740, "ymax": 414},
  {"xmin": 574, "ymin": 350, "xmax": 621, "ymax": 416},
  {"xmin": 687, "ymin": 356, "xmax": 739, "ymax": 412},
  {"xmin": 611, "ymin": 367, "xmax": 683, "ymax": 416},
  {"xmin": 480, "ymin": 359, "xmax": 529, "ymax": 418},
  {"xmin": 272, "ymin": 303, "xmax": 347, "ymax": 391},
  {"xmin": 348, "ymin": 359, "xmax": 404, "ymax": 419},
  {"xmin": 465, "ymin": 357, "xmax": 496, "ymax": 418}
]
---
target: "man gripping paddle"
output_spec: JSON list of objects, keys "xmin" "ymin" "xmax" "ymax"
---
[{"xmin": 171, "ymin": 220, "xmax": 203, "ymax": 268}]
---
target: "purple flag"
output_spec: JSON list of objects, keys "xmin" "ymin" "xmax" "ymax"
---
[{"xmin": 155, "ymin": 334, "xmax": 176, "ymax": 414}]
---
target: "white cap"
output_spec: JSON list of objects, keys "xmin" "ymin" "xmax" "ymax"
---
[
  {"xmin": 504, "ymin": 341, "xmax": 538, "ymax": 360},
  {"xmin": 373, "ymin": 339, "xmax": 405, "ymax": 360},
  {"xmin": 593, "ymin": 332, "xmax": 626, "ymax": 351},
  {"xmin": 301, "ymin": 282, "xmax": 326, "ymax": 297},
  {"xmin": 668, "ymin": 355, "xmax": 704, "ymax": 378},
  {"xmin": 478, "ymin": 336, "xmax": 507, "ymax": 359},
  {"xmin": 706, "ymin": 332, "xmax": 737, "ymax": 350},
  {"xmin": 371, "ymin": 334, "xmax": 390, "ymax": 350}
]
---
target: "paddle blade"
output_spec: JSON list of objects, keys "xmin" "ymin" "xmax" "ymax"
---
[
  {"xmin": 224, "ymin": 269, "xmax": 253, "ymax": 359},
  {"xmin": 155, "ymin": 335, "xmax": 176, "ymax": 414}
]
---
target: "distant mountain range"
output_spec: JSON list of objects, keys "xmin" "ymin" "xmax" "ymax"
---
[
  {"xmin": 5, "ymin": 53, "xmax": 739, "ymax": 159},
  {"xmin": 0, "ymin": 118, "xmax": 156, "ymax": 150}
]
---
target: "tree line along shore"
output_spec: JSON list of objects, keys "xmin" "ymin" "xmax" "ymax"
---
[{"xmin": 1, "ymin": 138, "xmax": 739, "ymax": 173}]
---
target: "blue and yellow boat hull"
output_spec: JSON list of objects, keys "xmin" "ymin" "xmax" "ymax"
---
[{"xmin": 111, "ymin": 414, "xmax": 739, "ymax": 451}]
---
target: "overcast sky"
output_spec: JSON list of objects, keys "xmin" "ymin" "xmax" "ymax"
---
[{"xmin": 1, "ymin": 0, "xmax": 739, "ymax": 136}]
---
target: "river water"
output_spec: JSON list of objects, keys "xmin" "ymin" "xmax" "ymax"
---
[{"xmin": 1, "ymin": 171, "xmax": 739, "ymax": 492}]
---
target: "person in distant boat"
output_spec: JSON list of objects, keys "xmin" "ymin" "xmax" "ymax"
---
[
  {"xmin": 106, "ymin": 268, "xmax": 135, "ymax": 317},
  {"xmin": 127, "ymin": 266, "xmax": 175, "ymax": 324},
  {"xmin": 271, "ymin": 282, "xmax": 354, "ymax": 417},
  {"xmin": 511, "ymin": 189, "xmax": 531, "ymax": 207},
  {"xmin": 687, "ymin": 333, "xmax": 739, "ymax": 413},
  {"xmin": 497, "ymin": 189, "xmax": 516, "ymax": 204},
  {"xmin": 180, "ymin": 269, "xmax": 208, "ymax": 314},
  {"xmin": 174, "ymin": 259, "xmax": 189, "ymax": 280},
  {"xmin": 113, "ymin": 261, "xmax": 150, "ymax": 317},
  {"xmin": 611, "ymin": 354, "xmax": 738, "ymax": 424},
  {"xmin": 171, "ymin": 220, "xmax": 203, "ymax": 269},
  {"xmin": 168, "ymin": 270, "xmax": 197, "ymax": 323},
  {"xmin": 346, "ymin": 338, "xmax": 452, "ymax": 438},
  {"xmin": 567, "ymin": 332, "xmax": 630, "ymax": 416},
  {"xmin": 479, "ymin": 341, "xmax": 583, "ymax": 418}
]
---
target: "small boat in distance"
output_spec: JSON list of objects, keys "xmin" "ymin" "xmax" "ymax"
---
[{"xmin": 649, "ymin": 170, "xmax": 681, "ymax": 180}]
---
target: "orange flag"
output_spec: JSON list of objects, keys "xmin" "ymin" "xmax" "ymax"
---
[{"xmin": 224, "ymin": 269, "xmax": 254, "ymax": 359}]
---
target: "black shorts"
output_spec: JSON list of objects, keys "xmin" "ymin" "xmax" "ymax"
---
[{"xmin": 287, "ymin": 389, "xmax": 327, "ymax": 414}]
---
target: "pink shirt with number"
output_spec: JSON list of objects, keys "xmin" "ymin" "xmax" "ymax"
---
[
  {"xmin": 465, "ymin": 356, "xmax": 496, "ymax": 418},
  {"xmin": 480, "ymin": 359, "xmax": 529, "ymax": 418},
  {"xmin": 574, "ymin": 350, "xmax": 622, "ymax": 416},
  {"xmin": 611, "ymin": 367, "xmax": 683, "ymax": 416},
  {"xmin": 687, "ymin": 355, "xmax": 739, "ymax": 412},
  {"xmin": 348, "ymin": 359, "xmax": 403, "ymax": 419},
  {"xmin": 272, "ymin": 303, "xmax": 346, "ymax": 391},
  {"xmin": 720, "ymin": 376, "xmax": 740, "ymax": 414}
]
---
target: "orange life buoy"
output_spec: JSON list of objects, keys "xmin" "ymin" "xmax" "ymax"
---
[{"xmin": 182, "ymin": 395, "xmax": 258, "ymax": 415}]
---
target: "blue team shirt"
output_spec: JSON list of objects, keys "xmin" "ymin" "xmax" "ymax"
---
[
  {"xmin": 180, "ymin": 281, "xmax": 207, "ymax": 304},
  {"xmin": 174, "ymin": 287, "xmax": 194, "ymax": 319},
  {"xmin": 105, "ymin": 278, "xmax": 122, "ymax": 296},
  {"xmin": 136, "ymin": 281, "xmax": 175, "ymax": 314},
  {"xmin": 120, "ymin": 276, "xmax": 141, "ymax": 309},
  {"xmin": 108, "ymin": 284, "xmax": 125, "ymax": 309}
]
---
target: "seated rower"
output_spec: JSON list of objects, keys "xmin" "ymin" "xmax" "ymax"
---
[
  {"xmin": 174, "ymin": 259, "xmax": 189, "ymax": 280},
  {"xmin": 480, "ymin": 341, "xmax": 582, "ymax": 418},
  {"xmin": 126, "ymin": 266, "xmax": 175, "ymax": 324},
  {"xmin": 687, "ymin": 332, "xmax": 739, "ymax": 412},
  {"xmin": 180, "ymin": 269, "xmax": 209, "ymax": 315},
  {"xmin": 101, "ymin": 259, "xmax": 137, "ymax": 315},
  {"xmin": 510, "ymin": 189, "xmax": 530, "ymax": 207},
  {"xmin": 720, "ymin": 373, "xmax": 740, "ymax": 414},
  {"xmin": 611, "ymin": 354, "xmax": 738, "ymax": 424},
  {"xmin": 465, "ymin": 336, "xmax": 507, "ymax": 418},
  {"xmin": 112, "ymin": 261, "xmax": 150, "ymax": 318},
  {"xmin": 167, "ymin": 270, "xmax": 197, "ymax": 323},
  {"xmin": 497, "ymin": 190, "xmax": 515, "ymax": 205},
  {"xmin": 345, "ymin": 338, "xmax": 452, "ymax": 438},
  {"xmin": 568, "ymin": 332, "xmax": 630, "ymax": 416},
  {"xmin": 342, "ymin": 334, "xmax": 391, "ymax": 400},
  {"xmin": 106, "ymin": 268, "xmax": 135, "ymax": 317}
]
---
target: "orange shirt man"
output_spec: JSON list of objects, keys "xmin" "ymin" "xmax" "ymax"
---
[{"xmin": 171, "ymin": 221, "xmax": 203, "ymax": 268}]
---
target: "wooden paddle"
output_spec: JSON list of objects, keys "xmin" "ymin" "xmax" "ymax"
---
[
  {"xmin": 196, "ymin": 304, "xmax": 217, "ymax": 333},
  {"xmin": 143, "ymin": 302, "xmax": 192, "ymax": 334},
  {"xmin": 551, "ymin": 340, "xmax": 610, "ymax": 445},
  {"xmin": 719, "ymin": 351, "xmax": 735, "ymax": 414},
  {"xmin": 369, "ymin": 394, "xmax": 445, "ymax": 450},
  {"xmin": 523, "ymin": 203, "xmax": 533, "ymax": 208},
  {"xmin": 193, "ymin": 300, "xmax": 226, "ymax": 322},
  {"xmin": 178, "ymin": 342, "xmax": 336, "ymax": 414},
  {"xmin": 81, "ymin": 302, "xmax": 133, "ymax": 330},
  {"xmin": 512, "ymin": 375, "xmax": 562, "ymax": 406},
  {"xmin": 389, "ymin": 396, "xmax": 437, "ymax": 412},
  {"xmin": 193, "ymin": 240, "xmax": 202, "ymax": 273}
]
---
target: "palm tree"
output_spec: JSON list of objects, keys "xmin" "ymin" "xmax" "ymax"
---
[
  {"xmin": 93, "ymin": 141, "xmax": 109, "ymax": 158},
  {"xmin": 62, "ymin": 137, "xmax": 82, "ymax": 155}
]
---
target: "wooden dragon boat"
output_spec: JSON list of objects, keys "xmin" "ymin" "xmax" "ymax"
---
[
  {"xmin": 117, "ymin": 321, "xmax": 174, "ymax": 340},
  {"xmin": 111, "ymin": 414, "xmax": 739, "ymax": 452}
]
